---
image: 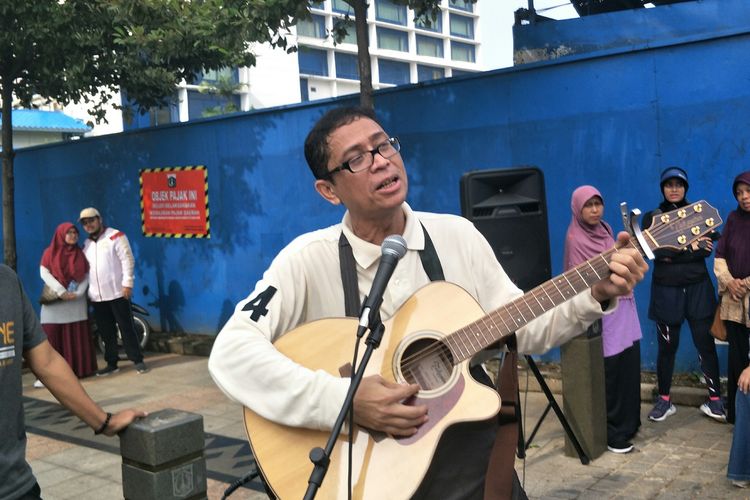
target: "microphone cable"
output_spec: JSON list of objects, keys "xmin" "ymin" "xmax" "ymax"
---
[{"xmin": 221, "ymin": 468, "xmax": 260, "ymax": 499}]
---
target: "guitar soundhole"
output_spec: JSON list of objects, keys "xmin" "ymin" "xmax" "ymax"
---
[{"xmin": 400, "ymin": 338, "xmax": 454, "ymax": 391}]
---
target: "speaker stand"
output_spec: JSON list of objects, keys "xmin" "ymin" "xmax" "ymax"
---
[{"xmin": 518, "ymin": 355, "xmax": 589, "ymax": 465}]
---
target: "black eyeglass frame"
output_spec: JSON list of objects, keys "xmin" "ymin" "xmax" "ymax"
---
[{"xmin": 322, "ymin": 137, "xmax": 401, "ymax": 179}]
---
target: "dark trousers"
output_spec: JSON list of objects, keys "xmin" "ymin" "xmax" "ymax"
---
[
  {"xmin": 92, "ymin": 297, "xmax": 143, "ymax": 366},
  {"xmin": 17, "ymin": 482, "xmax": 42, "ymax": 500},
  {"xmin": 655, "ymin": 318, "xmax": 721, "ymax": 398},
  {"xmin": 727, "ymin": 320, "xmax": 750, "ymax": 424},
  {"xmin": 411, "ymin": 365, "xmax": 527, "ymax": 500},
  {"xmin": 604, "ymin": 341, "xmax": 642, "ymax": 446}
]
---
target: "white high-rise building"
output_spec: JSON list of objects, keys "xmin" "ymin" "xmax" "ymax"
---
[
  {"xmin": 64, "ymin": 0, "xmax": 511, "ymax": 133},
  {"xmin": 288, "ymin": 0, "xmax": 505, "ymax": 105}
]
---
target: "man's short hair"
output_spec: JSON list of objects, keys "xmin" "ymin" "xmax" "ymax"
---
[{"xmin": 304, "ymin": 106, "xmax": 380, "ymax": 181}]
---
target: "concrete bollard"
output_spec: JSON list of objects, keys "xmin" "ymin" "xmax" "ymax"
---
[
  {"xmin": 120, "ymin": 408, "xmax": 207, "ymax": 500},
  {"xmin": 560, "ymin": 327, "xmax": 608, "ymax": 460}
]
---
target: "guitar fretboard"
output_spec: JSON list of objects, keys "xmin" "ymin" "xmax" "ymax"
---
[{"xmin": 444, "ymin": 238, "xmax": 644, "ymax": 364}]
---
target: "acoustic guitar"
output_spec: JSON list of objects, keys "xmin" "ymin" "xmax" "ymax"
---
[{"xmin": 243, "ymin": 200, "xmax": 721, "ymax": 499}]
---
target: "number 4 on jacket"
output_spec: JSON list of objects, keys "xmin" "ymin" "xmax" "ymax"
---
[{"xmin": 241, "ymin": 286, "xmax": 277, "ymax": 322}]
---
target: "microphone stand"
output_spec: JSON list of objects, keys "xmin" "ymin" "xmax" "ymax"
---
[{"xmin": 303, "ymin": 313, "xmax": 386, "ymax": 500}]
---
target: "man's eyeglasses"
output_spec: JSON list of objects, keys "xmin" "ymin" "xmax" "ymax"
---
[
  {"xmin": 324, "ymin": 137, "xmax": 401, "ymax": 178},
  {"xmin": 81, "ymin": 217, "xmax": 98, "ymax": 225}
]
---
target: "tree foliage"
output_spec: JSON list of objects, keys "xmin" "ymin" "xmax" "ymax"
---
[
  {"xmin": 0, "ymin": 0, "xmax": 477, "ymax": 268},
  {"xmin": 0, "ymin": 0, "xmax": 310, "ymax": 269}
]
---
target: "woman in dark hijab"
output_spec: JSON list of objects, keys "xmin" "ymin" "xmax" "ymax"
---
[
  {"xmin": 37, "ymin": 222, "xmax": 98, "ymax": 386},
  {"xmin": 715, "ymin": 170, "xmax": 750, "ymax": 424},
  {"xmin": 642, "ymin": 167, "xmax": 724, "ymax": 423}
]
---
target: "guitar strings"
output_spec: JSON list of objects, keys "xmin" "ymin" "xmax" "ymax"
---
[
  {"xmin": 399, "ymin": 212, "xmax": 712, "ymax": 377},
  {"xmin": 399, "ymin": 244, "xmax": 623, "ymax": 374},
  {"xmin": 399, "ymin": 246, "xmax": 618, "ymax": 370}
]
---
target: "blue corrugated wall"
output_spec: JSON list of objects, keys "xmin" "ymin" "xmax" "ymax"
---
[{"xmin": 9, "ymin": 3, "xmax": 749, "ymax": 373}]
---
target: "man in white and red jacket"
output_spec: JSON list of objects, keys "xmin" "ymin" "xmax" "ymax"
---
[{"xmin": 79, "ymin": 207, "xmax": 149, "ymax": 375}]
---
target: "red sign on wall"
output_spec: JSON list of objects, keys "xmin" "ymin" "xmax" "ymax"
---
[{"xmin": 140, "ymin": 166, "xmax": 210, "ymax": 238}]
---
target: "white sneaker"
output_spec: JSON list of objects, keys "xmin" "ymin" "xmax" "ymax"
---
[
  {"xmin": 733, "ymin": 480, "xmax": 750, "ymax": 488},
  {"xmin": 33, "ymin": 379, "xmax": 44, "ymax": 388},
  {"xmin": 607, "ymin": 443, "xmax": 634, "ymax": 454}
]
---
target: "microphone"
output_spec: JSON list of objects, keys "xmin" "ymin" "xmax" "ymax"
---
[{"xmin": 358, "ymin": 235, "xmax": 408, "ymax": 336}]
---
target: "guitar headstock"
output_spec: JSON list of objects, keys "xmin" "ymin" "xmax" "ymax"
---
[{"xmin": 641, "ymin": 200, "xmax": 722, "ymax": 253}]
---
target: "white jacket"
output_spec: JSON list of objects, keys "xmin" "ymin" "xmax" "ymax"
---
[
  {"xmin": 208, "ymin": 204, "xmax": 613, "ymax": 431},
  {"xmin": 83, "ymin": 226, "xmax": 135, "ymax": 302}
]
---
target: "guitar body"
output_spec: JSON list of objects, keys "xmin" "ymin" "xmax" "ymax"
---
[{"xmin": 243, "ymin": 281, "xmax": 502, "ymax": 499}]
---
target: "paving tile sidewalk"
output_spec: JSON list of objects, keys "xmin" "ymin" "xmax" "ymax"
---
[{"xmin": 22, "ymin": 353, "xmax": 743, "ymax": 499}]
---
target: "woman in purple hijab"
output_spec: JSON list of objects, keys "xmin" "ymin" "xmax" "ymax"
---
[
  {"xmin": 715, "ymin": 170, "xmax": 750, "ymax": 424},
  {"xmin": 564, "ymin": 185, "xmax": 642, "ymax": 454}
]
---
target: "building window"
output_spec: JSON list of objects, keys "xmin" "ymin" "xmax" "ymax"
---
[
  {"xmin": 452, "ymin": 69, "xmax": 473, "ymax": 77},
  {"xmin": 377, "ymin": 27, "xmax": 408, "ymax": 52},
  {"xmin": 416, "ymin": 35, "xmax": 443, "ymax": 58},
  {"xmin": 335, "ymin": 52, "xmax": 359, "ymax": 80},
  {"xmin": 298, "ymin": 47, "xmax": 329, "ymax": 76},
  {"xmin": 195, "ymin": 67, "xmax": 239, "ymax": 85},
  {"xmin": 376, "ymin": 0, "xmax": 407, "ymax": 26},
  {"xmin": 342, "ymin": 28, "xmax": 357, "ymax": 44},
  {"xmin": 451, "ymin": 41, "xmax": 475, "ymax": 62},
  {"xmin": 149, "ymin": 106, "xmax": 174, "ymax": 127},
  {"xmin": 378, "ymin": 59, "xmax": 410, "ymax": 85},
  {"xmin": 298, "ymin": 14, "xmax": 326, "ymax": 39},
  {"xmin": 332, "ymin": 18, "xmax": 357, "ymax": 44},
  {"xmin": 415, "ymin": 14, "xmax": 442, "ymax": 33},
  {"xmin": 187, "ymin": 90, "xmax": 241, "ymax": 120},
  {"xmin": 121, "ymin": 92, "xmax": 178, "ymax": 130},
  {"xmin": 450, "ymin": 13, "xmax": 474, "ymax": 39},
  {"xmin": 417, "ymin": 65, "xmax": 444, "ymax": 82},
  {"xmin": 332, "ymin": 0, "xmax": 352, "ymax": 14},
  {"xmin": 449, "ymin": 0, "xmax": 474, "ymax": 12},
  {"xmin": 300, "ymin": 78, "xmax": 309, "ymax": 101}
]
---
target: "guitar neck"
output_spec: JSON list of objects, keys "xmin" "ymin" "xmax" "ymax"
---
[{"xmin": 444, "ymin": 237, "xmax": 647, "ymax": 363}]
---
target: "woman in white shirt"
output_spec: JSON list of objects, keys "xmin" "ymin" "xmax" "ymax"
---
[{"xmin": 37, "ymin": 222, "xmax": 97, "ymax": 386}]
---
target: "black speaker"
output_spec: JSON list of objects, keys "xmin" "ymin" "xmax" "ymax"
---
[{"xmin": 460, "ymin": 167, "xmax": 551, "ymax": 292}]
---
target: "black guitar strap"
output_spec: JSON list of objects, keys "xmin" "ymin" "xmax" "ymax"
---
[{"xmin": 338, "ymin": 222, "xmax": 444, "ymax": 317}]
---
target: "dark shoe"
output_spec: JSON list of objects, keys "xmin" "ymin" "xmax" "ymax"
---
[
  {"xmin": 700, "ymin": 399, "xmax": 727, "ymax": 422},
  {"xmin": 96, "ymin": 365, "xmax": 119, "ymax": 377},
  {"xmin": 134, "ymin": 362, "xmax": 150, "ymax": 374},
  {"xmin": 648, "ymin": 398, "xmax": 676, "ymax": 422},
  {"xmin": 607, "ymin": 442, "xmax": 634, "ymax": 454}
]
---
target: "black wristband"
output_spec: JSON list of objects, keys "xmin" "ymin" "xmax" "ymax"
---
[{"xmin": 95, "ymin": 412, "xmax": 112, "ymax": 435}]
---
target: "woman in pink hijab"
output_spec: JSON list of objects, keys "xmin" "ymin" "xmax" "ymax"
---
[{"xmin": 564, "ymin": 185, "xmax": 642, "ymax": 454}]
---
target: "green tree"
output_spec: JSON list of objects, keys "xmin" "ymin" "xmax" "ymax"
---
[{"xmin": 0, "ymin": 0, "xmax": 309, "ymax": 269}]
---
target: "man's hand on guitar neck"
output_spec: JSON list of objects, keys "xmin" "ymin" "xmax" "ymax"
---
[
  {"xmin": 590, "ymin": 232, "xmax": 649, "ymax": 306},
  {"xmin": 353, "ymin": 375, "xmax": 428, "ymax": 436}
]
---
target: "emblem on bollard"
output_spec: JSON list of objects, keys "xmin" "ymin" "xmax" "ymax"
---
[{"xmin": 172, "ymin": 464, "xmax": 194, "ymax": 498}]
